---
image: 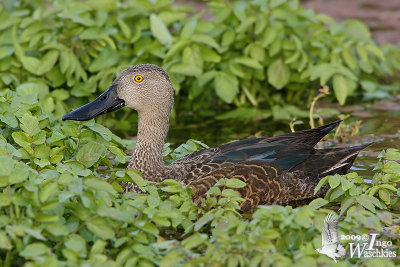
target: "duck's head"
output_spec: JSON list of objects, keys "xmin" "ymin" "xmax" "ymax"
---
[{"xmin": 62, "ymin": 64, "xmax": 174, "ymax": 121}]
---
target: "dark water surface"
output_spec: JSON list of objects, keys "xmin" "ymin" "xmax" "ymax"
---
[{"xmin": 167, "ymin": 110, "xmax": 400, "ymax": 178}]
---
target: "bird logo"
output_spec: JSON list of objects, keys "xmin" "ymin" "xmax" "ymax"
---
[{"xmin": 315, "ymin": 213, "xmax": 346, "ymax": 263}]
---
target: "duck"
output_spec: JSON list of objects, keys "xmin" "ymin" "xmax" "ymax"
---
[{"xmin": 63, "ymin": 64, "xmax": 370, "ymax": 212}]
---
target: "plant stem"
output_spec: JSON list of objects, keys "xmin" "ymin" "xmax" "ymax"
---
[
  {"xmin": 309, "ymin": 86, "xmax": 329, "ymax": 128},
  {"xmin": 4, "ymin": 250, "xmax": 12, "ymax": 267}
]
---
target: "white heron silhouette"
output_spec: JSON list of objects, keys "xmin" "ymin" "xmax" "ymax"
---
[{"xmin": 315, "ymin": 213, "xmax": 346, "ymax": 263}]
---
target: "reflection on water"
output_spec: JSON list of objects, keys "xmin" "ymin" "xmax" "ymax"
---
[{"xmin": 168, "ymin": 110, "xmax": 400, "ymax": 178}]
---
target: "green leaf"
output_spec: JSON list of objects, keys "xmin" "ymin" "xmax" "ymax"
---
[
  {"xmin": 0, "ymin": 155, "xmax": 14, "ymax": 176},
  {"xmin": 49, "ymin": 131, "xmax": 66, "ymax": 143},
  {"xmin": 45, "ymin": 224, "xmax": 69, "ymax": 236},
  {"xmin": 342, "ymin": 19, "xmax": 371, "ymax": 41},
  {"xmin": 76, "ymin": 141, "xmax": 105, "ymax": 167},
  {"xmin": 342, "ymin": 47, "xmax": 357, "ymax": 69},
  {"xmin": 180, "ymin": 17, "xmax": 197, "ymax": 38},
  {"xmin": 36, "ymin": 50, "xmax": 59, "ymax": 75},
  {"xmin": 0, "ymin": 112, "xmax": 18, "ymax": 128},
  {"xmin": 0, "ymin": 193, "xmax": 10, "ymax": 207},
  {"xmin": 330, "ymin": 186, "xmax": 344, "ymax": 200},
  {"xmin": 36, "ymin": 214, "xmax": 59, "ymax": 223},
  {"xmin": 169, "ymin": 62, "xmax": 202, "ymax": 76},
  {"xmin": 236, "ymin": 17, "xmax": 256, "ymax": 33},
  {"xmin": 12, "ymin": 132, "xmax": 33, "ymax": 154},
  {"xmin": 65, "ymin": 234, "xmax": 87, "ymax": 256},
  {"xmin": 340, "ymin": 176, "xmax": 354, "ymax": 191},
  {"xmin": 314, "ymin": 176, "xmax": 329, "ymax": 195},
  {"xmin": 333, "ymin": 74, "xmax": 350, "ymax": 105},
  {"xmin": 357, "ymin": 44, "xmax": 368, "ymax": 62},
  {"xmin": 0, "ymin": 231, "xmax": 12, "ymax": 250},
  {"xmin": 20, "ymin": 56, "xmax": 40, "ymax": 74},
  {"xmin": 88, "ymin": 48, "xmax": 119, "ymax": 73},
  {"xmin": 234, "ymin": 57, "xmax": 263, "ymax": 69},
  {"xmin": 117, "ymin": 19, "xmax": 131, "ymax": 38},
  {"xmin": 222, "ymin": 29, "xmax": 235, "ymax": 46},
  {"xmin": 377, "ymin": 211, "xmax": 392, "ymax": 225},
  {"xmin": 20, "ymin": 242, "xmax": 48, "ymax": 257},
  {"xmin": 226, "ymin": 178, "xmax": 246, "ymax": 188},
  {"xmin": 192, "ymin": 34, "xmax": 219, "ymax": 49},
  {"xmin": 16, "ymin": 82, "xmax": 49, "ymax": 99},
  {"xmin": 20, "ymin": 113, "xmax": 40, "ymax": 137},
  {"xmin": 357, "ymin": 195, "xmax": 375, "ymax": 212},
  {"xmin": 90, "ymin": 240, "xmax": 107, "ymax": 256},
  {"xmin": 150, "ymin": 14, "xmax": 173, "ymax": 46},
  {"xmin": 308, "ymin": 198, "xmax": 329, "ymax": 209},
  {"xmin": 84, "ymin": 178, "xmax": 116, "ymax": 194},
  {"xmin": 194, "ymin": 212, "xmax": 215, "ymax": 231},
  {"xmin": 108, "ymin": 145, "xmax": 126, "ymax": 163},
  {"xmin": 214, "ymin": 72, "xmax": 238, "ymax": 103},
  {"xmin": 161, "ymin": 250, "xmax": 183, "ymax": 267},
  {"xmin": 39, "ymin": 182, "xmax": 58, "ymax": 203},
  {"xmin": 199, "ymin": 46, "xmax": 221, "ymax": 63},
  {"xmin": 86, "ymin": 217, "xmax": 115, "ymax": 239},
  {"xmin": 261, "ymin": 27, "xmax": 277, "ymax": 47},
  {"xmin": 382, "ymin": 161, "xmax": 400, "ymax": 174},
  {"xmin": 378, "ymin": 189, "xmax": 391, "ymax": 205},
  {"xmin": 268, "ymin": 58, "xmax": 290, "ymax": 89},
  {"xmin": 126, "ymin": 169, "xmax": 148, "ymax": 187},
  {"xmin": 0, "ymin": 46, "xmax": 13, "ymax": 60},
  {"xmin": 147, "ymin": 187, "xmax": 160, "ymax": 208},
  {"xmin": 9, "ymin": 166, "xmax": 29, "ymax": 184}
]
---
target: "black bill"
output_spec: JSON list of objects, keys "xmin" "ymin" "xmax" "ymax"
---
[{"xmin": 62, "ymin": 84, "xmax": 125, "ymax": 121}]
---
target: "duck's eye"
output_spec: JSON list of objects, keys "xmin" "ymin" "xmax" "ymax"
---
[{"xmin": 134, "ymin": 75, "xmax": 143, "ymax": 83}]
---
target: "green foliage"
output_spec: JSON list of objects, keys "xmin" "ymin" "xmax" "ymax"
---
[
  {"xmin": 0, "ymin": 1, "xmax": 399, "ymax": 265},
  {"xmin": 0, "ymin": 83, "xmax": 399, "ymax": 265},
  {"xmin": 0, "ymin": 0, "xmax": 399, "ymax": 128}
]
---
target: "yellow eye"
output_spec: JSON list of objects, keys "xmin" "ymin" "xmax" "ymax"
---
[{"xmin": 134, "ymin": 75, "xmax": 143, "ymax": 83}]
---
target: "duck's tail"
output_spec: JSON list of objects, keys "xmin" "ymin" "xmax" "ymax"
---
[
  {"xmin": 317, "ymin": 142, "xmax": 373, "ymax": 176},
  {"xmin": 289, "ymin": 142, "xmax": 372, "ymax": 178}
]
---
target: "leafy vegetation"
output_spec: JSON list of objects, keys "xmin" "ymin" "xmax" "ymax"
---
[
  {"xmin": 0, "ymin": 0, "xmax": 399, "ymax": 266},
  {"xmin": 0, "ymin": 0, "xmax": 399, "ymax": 129},
  {"xmin": 0, "ymin": 82, "xmax": 399, "ymax": 266}
]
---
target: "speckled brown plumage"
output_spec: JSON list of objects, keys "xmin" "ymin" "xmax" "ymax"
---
[{"xmin": 63, "ymin": 64, "xmax": 371, "ymax": 212}]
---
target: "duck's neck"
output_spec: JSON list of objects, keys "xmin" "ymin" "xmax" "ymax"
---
[{"xmin": 129, "ymin": 110, "xmax": 170, "ymax": 181}]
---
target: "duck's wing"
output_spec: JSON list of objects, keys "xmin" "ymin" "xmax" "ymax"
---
[
  {"xmin": 322, "ymin": 213, "xmax": 339, "ymax": 248},
  {"xmin": 171, "ymin": 120, "xmax": 343, "ymax": 180}
]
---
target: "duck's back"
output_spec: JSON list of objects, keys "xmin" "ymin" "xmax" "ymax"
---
[{"xmin": 170, "ymin": 121, "xmax": 370, "ymax": 212}]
